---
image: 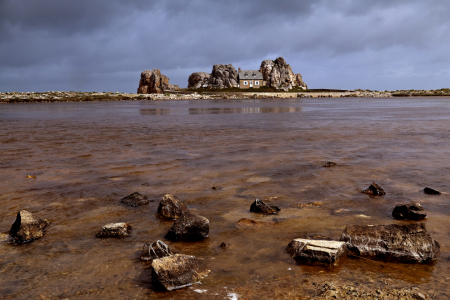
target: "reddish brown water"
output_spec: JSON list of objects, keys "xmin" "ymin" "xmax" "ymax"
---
[{"xmin": 1, "ymin": 98, "xmax": 450, "ymax": 299}]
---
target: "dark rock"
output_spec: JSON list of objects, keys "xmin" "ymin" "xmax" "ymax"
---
[
  {"xmin": 287, "ymin": 238, "xmax": 347, "ymax": 265},
  {"xmin": 219, "ymin": 242, "xmax": 228, "ymax": 249},
  {"xmin": 121, "ymin": 192, "xmax": 149, "ymax": 207},
  {"xmin": 340, "ymin": 223, "xmax": 440, "ymax": 263},
  {"xmin": 211, "ymin": 186, "xmax": 222, "ymax": 190},
  {"xmin": 157, "ymin": 194, "xmax": 189, "ymax": 219},
  {"xmin": 250, "ymin": 199, "xmax": 280, "ymax": 214},
  {"xmin": 96, "ymin": 222, "xmax": 132, "ymax": 238},
  {"xmin": 323, "ymin": 162, "xmax": 337, "ymax": 167},
  {"xmin": 9, "ymin": 210, "xmax": 49, "ymax": 243},
  {"xmin": 165, "ymin": 211, "xmax": 209, "ymax": 241},
  {"xmin": 141, "ymin": 240, "xmax": 173, "ymax": 261},
  {"xmin": 151, "ymin": 254, "xmax": 208, "ymax": 291},
  {"xmin": 392, "ymin": 203, "xmax": 427, "ymax": 220},
  {"xmin": 362, "ymin": 182, "xmax": 386, "ymax": 196},
  {"xmin": 424, "ymin": 187, "xmax": 441, "ymax": 195}
]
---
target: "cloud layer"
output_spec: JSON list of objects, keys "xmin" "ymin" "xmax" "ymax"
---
[{"xmin": 1, "ymin": 0, "xmax": 450, "ymax": 92}]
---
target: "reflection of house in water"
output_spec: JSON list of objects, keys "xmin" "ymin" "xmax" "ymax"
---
[{"xmin": 141, "ymin": 107, "xmax": 302, "ymax": 116}]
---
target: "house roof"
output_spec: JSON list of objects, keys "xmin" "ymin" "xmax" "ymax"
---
[{"xmin": 239, "ymin": 70, "xmax": 263, "ymax": 80}]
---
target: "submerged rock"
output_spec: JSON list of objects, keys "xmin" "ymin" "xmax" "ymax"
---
[
  {"xmin": 362, "ymin": 182, "xmax": 386, "ymax": 196},
  {"xmin": 323, "ymin": 162, "xmax": 337, "ymax": 167},
  {"xmin": 151, "ymin": 254, "xmax": 208, "ymax": 291},
  {"xmin": 392, "ymin": 203, "xmax": 427, "ymax": 220},
  {"xmin": 424, "ymin": 187, "xmax": 441, "ymax": 195},
  {"xmin": 235, "ymin": 218, "xmax": 277, "ymax": 228},
  {"xmin": 165, "ymin": 212, "xmax": 209, "ymax": 241},
  {"xmin": 157, "ymin": 194, "xmax": 189, "ymax": 219},
  {"xmin": 9, "ymin": 210, "xmax": 49, "ymax": 243},
  {"xmin": 286, "ymin": 238, "xmax": 347, "ymax": 265},
  {"xmin": 121, "ymin": 192, "xmax": 149, "ymax": 207},
  {"xmin": 141, "ymin": 240, "xmax": 173, "ymax": 261},
  {"xmin": 96, "ymin": 222, "xmax": 132, "ymax": 238},
  {"xmin": 340, "ymin": 223, "xmax": 440, "ymax": 263},
  {"xmin": 250, "ymin": 199, "xmax": 280, "ymax": 214}
]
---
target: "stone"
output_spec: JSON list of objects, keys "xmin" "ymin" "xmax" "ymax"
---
[
  {"xmin": 219, "ymin": 242, "xmax": 228, "ymax": 249},
  {"xmin": 362, "ymin": 182, "xmax": 386, "ymax": 196},
  {"xmin": 141, "ymin": 240, "xmax": 173, "ymax": 261},
  {"xmin": 9, "ymin": 210, "xmax": 49, "ymax": 243},
  {"xmin": 96, "ymin": 222, "xmax": 132, "ymax": 238},
  {"xmin": 250, "ymin": 199, "xmax": 280, "ymax": 214},
  {"xmin": 165, "ymin": 211, "xmax": 209, "ymax": 241},
  {"xmin": 323, "ymin": 162, "xmax": 337, "ymax": 167},
  {"xmin": 287, "ymin": 238, "xmax": 347, "ymax": 265},
  {"xmin": 137, "ymin": 69, "xmax": 179, "ymax": 94},
  {"xmin": 157, "ymin": 194, "xmax": 189, "ymax": 219},
  {"xmin": 259, "ymin": 57, "xmax": 307, "ymax": 89},
  {"xmin": 235, "ymin": 218, "xmax": 277, "ymax": 227},
  {"xmin": 188, "ymin": 72, "xmax": 210, "ymax": 88},
  {"xmin": 392, "ymin": 203, "xmax": 427, "ymax": 220},
  {"xmin": 151, "ymin": 254, "xmax": 208, "ymax": 291},
  {"xmin": 206, "ymin": 64, "xmax": 238, "ymax": 89},
  {"xmin": 121, "ymin": 192, "xmax": 149, "ymax": 207},
  {"xmin": 339, "ymin": 223, "xmax": 440, "ymax": 263},
  {"xmin": 424, "ymin": 187, "xmax": 441, "ymax": 195}
]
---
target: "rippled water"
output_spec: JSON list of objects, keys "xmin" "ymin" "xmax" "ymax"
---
[{"xmin": 2, "ymin": 98, "xmax": 450, "ymax": 299}]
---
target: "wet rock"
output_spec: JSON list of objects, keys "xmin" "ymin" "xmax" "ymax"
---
[
  {"xmin": 219, "ymin": 242, "xmax": 229, "ymax": 249},
  {"xmin": 157, "ymin": 194, "xmax": 189, "ymax": 219},
  {"xmin": 141, "ymin": 240, "xmax": 173, "ymax": 261},
  {"xmin": 340, "ymin": 223, "xmax": 440, "ymax": 263},
  {"xmin": 362, "ymin": 182, "xmax": 386, "ymax": 196},
  {"xmin": 286, "ymin": 238, "xmax": 347, "ymax": 265},
  {"xmin": 121, "ymin": 192, "xmax": 149, "ymax": 207},
  {"xmin": 151, "ymin": 254, "xmax": 208, "ymax": 291},
  {"xmin": 9, "ymin": 210, "xmax": 49, "ymax": 243},
  {"xmin": 250, "ymin": 199, "xmax": 280, "ymax": 214},
  {"xmin": 323, "ymin": 162, "xmax": 337, "ymax": 167},
  {"xmin": 236, "ymin": 218, "xmax": 276, "ymax": 228},
  {"xmin": 96, "ymin": 222, "xmax": 132, "ymax": 238},
  {"xmin": 165, "ymin": 211, "xmax": 209, "ymax": 241},
  {"xmin": 424, "ymin": 187, "xmax": 441, "ymax": 195},
  {"xmin": 392, "ymin": 202, "xmax": 427, "ymax": 220}
]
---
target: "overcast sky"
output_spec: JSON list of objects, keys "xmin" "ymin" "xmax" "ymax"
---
[{"xmin": 1, "ymin": 0, "xmax": 450, "ymax": 92}]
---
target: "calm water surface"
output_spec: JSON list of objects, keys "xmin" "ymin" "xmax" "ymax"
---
[{"xmin": 1, "ymin": 98, "xmax": 450, "ymax": 299}]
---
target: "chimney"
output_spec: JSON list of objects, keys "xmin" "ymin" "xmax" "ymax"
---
[{"xmin": 238, "ymin": 68, "xmax": 241, "ymax": 73}]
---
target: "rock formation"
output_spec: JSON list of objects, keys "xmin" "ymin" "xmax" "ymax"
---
[
  {"xmin": 157, "ymin": 194, "xmax": 189, "ymax": 219},
  {"xmin": 207, "ymin": 64, "xmax": 238, "ymax": 89},
  {"xmin": 260, "ymin": 57, "xmax": 307, "ymax": 90},
  {"xmin": 137, "ymin": 69, "xmax": 179, "ymax": 94},
  {"xmin": 188, "ymin": 72, "xmax": 210, "ymax": 89},
  {"xmin": 286, "ymin": 238, "xmax": 347, "ymax": 265},
  {"xmin": 9, "ymin": 210, "xmax": 49, "ymax": 243}
]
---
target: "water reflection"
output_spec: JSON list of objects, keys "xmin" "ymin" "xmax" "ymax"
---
[{"xmin": 140, "ymin": 106, "xmax": 301, "ymax": 115}]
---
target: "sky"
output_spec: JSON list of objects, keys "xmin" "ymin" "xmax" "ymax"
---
[{"xmin": 1, "ymin": 0, "xmax": 450, "ymax": 93}]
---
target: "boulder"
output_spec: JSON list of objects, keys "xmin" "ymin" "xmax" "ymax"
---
[
  {"xmin": 339, "ymin": 223, "xmax": 440, "ymax": 263},
  {"xmin": 121, "ymin": 192, "xmax": 149, "ymax": 207},
  {"xmin": 137, "ymin": 69, "xmax": 179, "ymax": 94},
  {"xmin": 286, "ymin": 238, "xmax": 347, "ymax": 265},
  {"xmin": 141, "ymin": 240, "xmax": 173, "ymax": 261},
  {"xmin": 165, "ymin": 211, "xmax": 209, "ymax": 241},
  {"xmin": 151, "ymin": 254, "xmax": 208, "ymax": 291},
  {"xmin": 206, "ymin": 64, "xmax": 238, "ymax": 89},
  {"xmin": 392, "ymin": 203, "xmax": 427, "ymax": 220},
  {"xmin": 96, "ymin": 222, "xmax": 132, "ymax": 238},
  {"xmin": 157, "ymin": 194, "xmax": 189, "ymax": 219},
  {"xmin": 424, "ymin": 187, "xmax": 441, "ymax": 195},
  {"xmin": 250, "ymin": 199, "xmax": 280, "ymax": 214},
  {"xmin": 187, "ymin": 72, "xmax": 210, "ymax": 89},
  {"xmin": 259, "ymin": 57, "xmax": 307, "ymax": 89},
  {"xmin": 323, "ymin": 162, "xmax": 337, "ymax": 167},
  {"xmin": 362, "ymin": 182, "xmax": 386, "ymax": 196},
  {"xmin": 9, "ymin": 210, "xmax": 49, "ymax": 243}
]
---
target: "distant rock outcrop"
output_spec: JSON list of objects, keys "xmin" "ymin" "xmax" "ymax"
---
[
  {"xmin": 137, "ymin": 69, "xmax": 179, "ymax": 94},
  {"xmin": 188, "ymin": 72, "xmax": 210, "ymax": 89},
  {"xmin": 260, "ymin": 57, "xmax": 307, "ymax": 90},
  {"xmin": 207, "ymin": 64, "xmax": 238, "ymax": 89}
]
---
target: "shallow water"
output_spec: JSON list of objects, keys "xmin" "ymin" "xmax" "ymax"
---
[{"xmin": 1, "ymin": 97, "xmax": 450, "ymax": 299}]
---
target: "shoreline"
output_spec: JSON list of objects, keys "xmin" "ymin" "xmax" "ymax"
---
[{"xmin": 2, "ymin": 89, "xmax": 450, "ymax": 104}]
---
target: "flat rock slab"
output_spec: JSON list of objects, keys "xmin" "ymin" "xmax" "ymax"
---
[
  {"xmin": 424, "ymin": 187, "xmax": 441, "ymax": 195},
  {"xmin": 9, "ymin": 210, "xmax": 49, "ymax": 243},
  {"xmin": 96, "ymin": 222, "xmax": 132, "ymax": 238},
  {"xmin": 250, "ymin": 199, "xmax": 280, "ymax": 214},
  {"xmin": 362, "ymin": 182, "xmax": 386, "ymax": 196},
  {"xmin": 286, "ymin": 239, "xmax": 347, "ymax": 265},
  {"xmin": 340, "ymin": 223, "xmax": 440, "ymax": 263},
  {"xmin": 392, "ymin": 202, "xmax": 427, "ymax": 220},
  {"xmin": 165, "ymin": 212, "xmax": 209, "ymax": 241},
  {"xmin": 121, "ymin": 192, "xmax": 149, "ymax": 207},
  {"xmin": 151, "ymin": 254, "xmax": 208, "ymax": 291},
  {"xmin": 157, "ymin": 194, "xmax": 189, "ymax": 219}
]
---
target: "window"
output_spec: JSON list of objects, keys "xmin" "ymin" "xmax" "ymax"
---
[
  {"xmin": 255, "ymin": 81, "xmax": 259, "ymax": 85},
  {"xmin": 243, "ymin": 81, "xmax": 248, "ymax": 85}
]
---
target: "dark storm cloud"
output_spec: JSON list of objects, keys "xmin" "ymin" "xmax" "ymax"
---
[{"xmin": 1, "ymin": 0, "xmax": 450, "ymax": 92}]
